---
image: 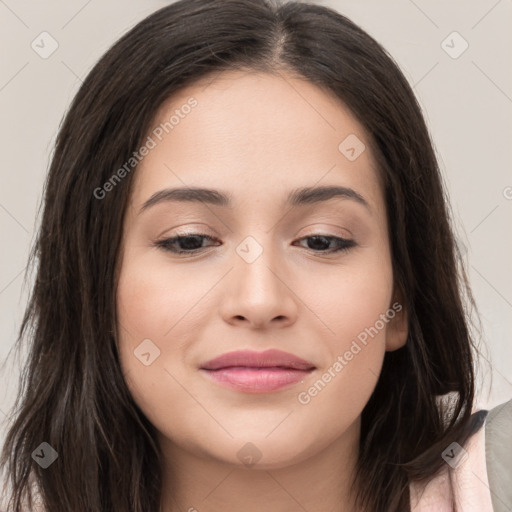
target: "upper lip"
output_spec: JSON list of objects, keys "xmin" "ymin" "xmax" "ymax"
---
[{"xmin": 200, "ymin": 349, "xmax": 315, "ymax": 371}]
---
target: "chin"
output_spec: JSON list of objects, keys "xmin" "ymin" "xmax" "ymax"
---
[{"xmin": 201, "ymin": 432, "xmax": 318, "ymax": 470}]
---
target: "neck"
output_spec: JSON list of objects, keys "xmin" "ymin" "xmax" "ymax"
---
[{"xmin": 158, "ymin": 418, "xmax": 361, "ymax": 512}]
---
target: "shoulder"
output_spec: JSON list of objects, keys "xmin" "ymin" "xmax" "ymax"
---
[
  {"xmin": 485, "ymin": 398, "xmax": 512, "ymax": 512},
  {"xmin": 410, "ymin": 399, "xmax": 512, "ymax": 512}
]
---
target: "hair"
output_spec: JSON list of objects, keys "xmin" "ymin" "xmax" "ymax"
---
[{"xmin": 0, "ymin": 0, "xmax": 483, "ymax": 510}]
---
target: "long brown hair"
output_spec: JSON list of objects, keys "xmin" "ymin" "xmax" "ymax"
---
[{"xmin": 1, "ymin": 1, "xmax": 481, "ymax": 510}]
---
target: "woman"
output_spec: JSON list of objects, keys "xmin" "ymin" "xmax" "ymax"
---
[{"xmin": 1, "ymin": 0, "xmax": 510, "ymax": 510}]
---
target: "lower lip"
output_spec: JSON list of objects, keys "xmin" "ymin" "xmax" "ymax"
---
[{"xmin": 201, "ymin": 367, "xmax": 314, "ymax": 393}]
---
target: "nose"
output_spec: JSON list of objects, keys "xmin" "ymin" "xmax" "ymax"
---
[{"xmin": 219, "ymin": 239, "xmax": 299, "ymax": 330}]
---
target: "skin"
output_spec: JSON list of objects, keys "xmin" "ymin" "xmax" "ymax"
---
[{"xmin": 116, "ymin": 69, "xmax": 408, "ymax": 512}]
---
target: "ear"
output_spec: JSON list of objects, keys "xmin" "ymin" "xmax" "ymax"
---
[{"xmin": 385, "ymin": 287, "xmax": 408, "ymax": 352}]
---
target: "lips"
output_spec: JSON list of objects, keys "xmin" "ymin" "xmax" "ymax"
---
[{"xmin": 200, "ymin": 349, "xmax": 315, "ymax": 393}]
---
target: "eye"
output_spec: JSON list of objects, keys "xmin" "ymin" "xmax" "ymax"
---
[
  {"xmin": 294, "ymin": 235, "xmax": 356, "ymax": 254},
  {"xmin": 154, "ymin": 233, "xmax": 219, "ymax": 255},
  {"xmin": 154, "ymin": 233, "xmax": 356, "ymax": 255}
]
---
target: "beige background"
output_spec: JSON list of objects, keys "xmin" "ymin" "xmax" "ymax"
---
[{"xmin": 1, "ymin": 0, "xmax": 511, "ymax": 447}]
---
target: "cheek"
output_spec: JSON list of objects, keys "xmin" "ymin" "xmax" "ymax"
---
[
  {"xmin": 116, "ymin": 245, "xmax": 219, "ymax": 363},
  {"xmin": 295, "ymin": 267, "xmax": 392, "ymax": 403},
  {"xmin": 117, "ymin": 255, "xmax": 188, "ymax": 338},
  {"xmin": 291, "ymin": 253, "xmax": 393, "ymax": 412},
  {"xmin": 115, "ymin": 252, "xmax": 185, "ymax": 395},
  {"xmin": 115, "ymin": 248, "xmax": 216, "ymax": 429},
  {"xmin": 297, "ymin": 252, "xmax": 394, "ymax": 346}
]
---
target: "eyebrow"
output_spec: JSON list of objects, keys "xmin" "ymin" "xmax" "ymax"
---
[{"xmin": 139, "ymin": 185, "xmax": 371, "ymax": 213}]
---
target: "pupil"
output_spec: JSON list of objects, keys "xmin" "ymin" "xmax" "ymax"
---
[
  {"xmin": 309, "ymin": 236, "xmax": 329, "ymax": 250},
  {"xmin": 181, "ymin": 236, "xmax": 202, "ymax": 250}
]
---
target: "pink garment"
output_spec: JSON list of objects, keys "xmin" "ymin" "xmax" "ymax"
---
[{"xmin": 410, "ymin": 415, "xmax": 493, "ymax": 511}]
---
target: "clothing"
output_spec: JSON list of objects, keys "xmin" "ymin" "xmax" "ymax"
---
[
  {"xmin": 486, "ymin": 399, "xmax": 512, "ymax": 512},
  {"xmin": 410, "ymin": 398, "xmax": 512, "ymax": 511}
]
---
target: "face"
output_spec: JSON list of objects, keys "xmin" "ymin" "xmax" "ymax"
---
[{"xmin": 116, "ymin": 69, "xmax": 407, "ymax": 470}]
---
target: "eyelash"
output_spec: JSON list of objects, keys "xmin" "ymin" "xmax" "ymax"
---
[{"xmin": 153, "ymin": 233, "xmax": 356, "ymax": 256}]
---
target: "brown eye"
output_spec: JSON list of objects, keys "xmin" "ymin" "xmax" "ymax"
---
[
  {"xmin": 154, "ymin": 233, "xmax": 219, "ymax": 254},
  {"xmin": 294, "ymin": 235, "xmax": 356, "ymax": 254}
]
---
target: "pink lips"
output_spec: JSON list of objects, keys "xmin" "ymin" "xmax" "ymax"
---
[{"xmin": 200, "ymin": 349, "xmax": 315, "ymax": 393}]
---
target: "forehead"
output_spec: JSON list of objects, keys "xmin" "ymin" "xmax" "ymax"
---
[{"xmin": 130, "ymin": 69, "xmax": 383, "ymax": 215}]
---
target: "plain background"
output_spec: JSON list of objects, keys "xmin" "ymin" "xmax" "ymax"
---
[{"xmin": 0, "ymin": 0, "xmax": 511, "ymax": 447}]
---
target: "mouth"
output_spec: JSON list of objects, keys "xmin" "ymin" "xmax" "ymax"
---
[{"xmin": 199, "ymin": 349, "xmax": 316, "ymax": 393}]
